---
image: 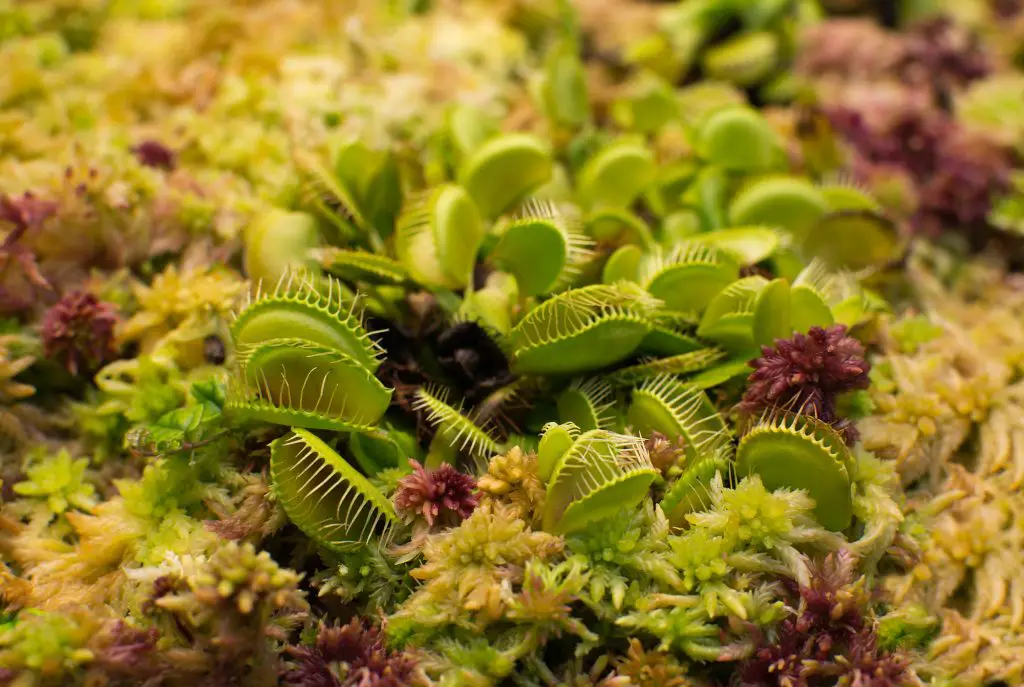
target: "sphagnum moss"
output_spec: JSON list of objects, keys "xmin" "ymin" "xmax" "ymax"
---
[{"xmin": 0, "ymin": 2, "xmax": 1023, "ymax": 686}]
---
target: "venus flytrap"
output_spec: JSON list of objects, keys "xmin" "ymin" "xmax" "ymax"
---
[
  {"xmin": 638, "ymin": 242, "xmax": 740, "ymax": 315},
  {"xmin": 226, "ymin": 272, "xmax": 391, "ymax": 432},
  {"xmin": 243, "ymin": 208, "xmax": 322, "ymax": 289},
  {"xmin": 555, "ymin": 378, "xmax": 616, "ymax": 431},
  {"xmin": 509, "ymin": 282, "xmax": 662, "ymax": 375},
  {"xmin": 727, "ymin": 174, "xmax": 829, "ymax": 242},
  {"xmin": 458, "ymin": 133, "xmax": 554, "ymax": 220},
  {"xmin": 736, "ymin": 411, "xmax": 855, "ymax": 531},
  {"xmin": 626, "ymin": 375, "xmax": 731, "ymax": 464},
  {"xmin": 412, "ymin": 385, "xmax": 504, "ymax": 471},
  {"xmin": 636, "ymin": 312, "xmax": 704, "ymax": 357},
  {"xmin": 575, "ymin": 140, "xmax": 657, "ymax": 211},
  {"xmin": 660, "ymin": 450, "xmax": 735, "ymax": 526},
  {"xmin": 694, "ymin": 106, "xmax": 787, "ymax": 175},
  {"xmin": 540, "ymin": 428, "xmax": 659, "ymax": 535},
  {"xmin": 270, "ymin": 429, "xmax": 398, "ymax": 553},
  {"xmin": 487, "ymin": 199, "xmax": 595, "ymax": 297},
  {"xmin": 605, "ymin": 347, "xmax": 725, "ymax": 386},
  {"xmin": 535, "ymin": 37, "xmax": 590, "ymax": 132},
  {"xmin": 293, "ymin": 142, "xmax": 399, "ymax": 252},
  {"xmin": 316, "ymin": 247, "xmax": 410, "ymax": 287},
  {"xmin": 458, "ymin": 271, "xmax": 519, "ymax": 336},
  {"xmin": 396, "ymin": 184, "xmax": 483, "ymax": 291},
  {"xmin": 698, "ymin": 275, "xmax": 770, "ymax": 354}
]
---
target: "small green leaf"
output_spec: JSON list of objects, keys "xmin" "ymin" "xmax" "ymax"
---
[
  {"xmin": 728, "ymin": 175, "xmax": 829, "ymax": 242},
  {"xmin": 694, "ymin": 106, "xmax": 784, "ymax": 173},
  {"xmin": 602, "ymin": 245, "xmax": 643, "ymax": 284},
  {"xmin": 701, "ymin": 31, "xmax": 779, "ymax": 87},
  {"xmin": 694, "ymin": 226, "xmax": 781, "ymax": 265},
  {"xmin": 243, "ymin": 209, "xmax": 321, "ymax": 288},
  {"xmin": 752, "ymin": 278, "xmax": 792, "ymax": 349},
  {"xmin": 802, "ymin": 210, "xmax": 902, "ymax": 271},
  {"xmin": 577, "ymin": 141, "xmax": 656, "ymax": 209},
  {"xmin": 190, "ymin": 379, "xmax": 227, "ymax": 414},
  {"xmin": 459, "ymin": 133, "xmax": 554, "ymax": 218},
  {"xmin": 698, "ymin": 276, "xmax": 769, "ymax": 352}
]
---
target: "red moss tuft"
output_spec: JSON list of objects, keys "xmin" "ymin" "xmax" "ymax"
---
[
  {"xmin": 738, "ymin": 325, "xmax": 871, "ymax": 429},
  {"xmin": 41, "ymin": 290, "xmax": 119, "ymax": 375},
  {"xmin": 393, "ymin": 459, "xmax": 479, "ymax": 528},
  {"xmin": 283, "ymin": 618, "xmax": 421, "ymax": 687},
  {"xmin": 912, "ymin": 132, "xmax": 1012, "ymax": 238},
  {"xmin": 0, "ymin": 192, "xmax": 57, "ymax": 313},
  {"xmin": 741, "ymin": 551, "xmax": 912, "ymax": 687},
  {"xmin": 132, "ymin": 140, "xmax": 177, "ymax": 171},
  {"xmin": 899, "ymin": 16, "xmax": 990, "ymax": 90}
]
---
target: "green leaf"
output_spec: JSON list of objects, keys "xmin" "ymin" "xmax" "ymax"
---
[
  {"xmin": 577, "ymin": 141, "xmax": 656, "ymax": 209},
  {"xmin": 540, "ymin": 41, "xmax": 590, "ymax": 127},
  {"xmin": 752, "ymin": 278, "xmax": 792, "ymax": 349},
  {"xmin": 190, "ymin": 379, "xmax": 227, "ymax": 414},
  {"xmin": 694, "ymin": 106, "xmax": 784, "ymax": 173},
  {"xmin": 728, "ymin": 175, "xmax": 829, "ymax": 242},
  {"xmin": 602, "ymin": 245, "xmax": 643, "ymax": 284},
  {"xmin": 802, "ymin": 210, "xmax": 902, "ymax": 271},
  {"xmin": 459, "ymin": 133, "xmax": 554, "ymax": 218},
  {"xmin": 701, "ymin": 31, "xmax": 779, "ymax": 87}
]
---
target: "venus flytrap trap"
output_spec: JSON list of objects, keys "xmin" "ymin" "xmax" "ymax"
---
[
  {"xmin": 458, "ymin": 133, "xmax": 554, "ymax": 220},
  {"xmin": 226, "ymin": 271, "xmax": 390, "ymax": 432},
  {"xmin": 736, "ymin": 411, "xmax": 855, "ymax": 531},
  {"xmin": 604, "ymin": 346, "xmax": 725, "ymax": 386},
  {"xmin": 555, "ymin": 378, "xmax": 616, "ymax": 431},
  {"xmin": 395, "ymin": 184, "xmax": 483, "ymax": 291},
  {"xmin": 638, "ymin": 242, "xmax": 740, "ymax": 314},
  {"xmin": 412, "ymin": 384, "xmax": 504, "ymax": 471},
  {"xmin": 487, "ymin": 199, "xmax": 596, "ymax": 298},
  {"xmin": 269, "ymin": 429, "xmax": 398, "ymax": 553},
  {"xmin": 540, "ymin": 428, "xmax": 658, "ymax": 534},
  {"xmin": 508, "ymin": 282, "xmax": 662, "ymax": 375},
  {"xmin": 243, "ymin": 208, "xmax": 322, "ymax": 289},
  {"xmin": 293, "ymin": 143, "xmax": 397, "ymax": 252}
]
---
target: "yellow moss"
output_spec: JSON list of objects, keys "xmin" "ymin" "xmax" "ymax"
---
[
  {"xmin": 476, "ymin": 447, "xmax": 546, "ymax": 527},
  {"xmin": 8, "ymin": 498, "xmax": 148, "ymax": 612},
  {"xmin": 118, "ymin": 264, "xmax": 243, "ymax": 365},
  {"xmin": 396, "ymin": 503, "xmax": 562, "ymax": 630}
]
